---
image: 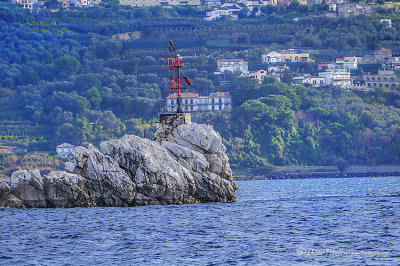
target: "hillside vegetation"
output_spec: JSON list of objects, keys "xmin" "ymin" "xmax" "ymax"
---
[{"xmin": 0, "ymin": 3, "xmax": 399, "ymax": 169}]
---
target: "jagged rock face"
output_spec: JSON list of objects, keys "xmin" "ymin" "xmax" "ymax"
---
[{"xmin": 0, "ymin": 123, "xmax": 238, "ymax": 208}]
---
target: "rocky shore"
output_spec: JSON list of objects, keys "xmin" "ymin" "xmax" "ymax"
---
[
  {"xmin": 233, "ymin": 165, "xmax": 400, "ymax": 180},
  {"xmin": 0, "ymin": 122, "xmax": 238, "ymax": 208}
]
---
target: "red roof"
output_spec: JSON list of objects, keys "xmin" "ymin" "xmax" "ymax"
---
[
  {"xmin": 167, "ymin": 92, "xmax": 199, "ymax": 99},
  {"xmin": 377, "ymin": 48, "xmax": 391, "ymax": 52},
  {"xmin": 218, "ymin": 59, "xmax": 243, "ymax": 62},
  {"xmin": 209, "ymin": 92, "xmax": 231, "ymax": 97}
]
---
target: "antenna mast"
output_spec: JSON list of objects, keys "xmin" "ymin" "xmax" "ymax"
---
[{"xmin": 168, "ymin": 40, "xmax": 191, "ymax": 113}]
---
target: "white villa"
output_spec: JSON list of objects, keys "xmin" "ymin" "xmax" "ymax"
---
[
  {"xmin": 205, "ymin": 3, "xmax": 243, "ymax": 21},
  {"xmin": 120, "ymin": 0, "xmax": 199, "ymax": 7},
  {"xmin": 238, "ymin": 0, "xmax": 278, "ymax": 11},
  {"xmin": 262, "ymin": 51, "xmax": 282, "ymax": 64},
  {"xmin": 262, "ymin": 50, "xmax": 313, "ymax": 64},
  {"xmin": 217, "ymin": 58, "xmax": 249, "ymax": 76},
  {"xmin": 166, "ymin": 92, "xmax": 232, "ymax": 112},
  {"xmin": 291, "ymin": 74, "xmax": 325, "ymax": 88},
  {"xmin": 56, "ymin": 143, "xmax": 75, "ymax": 158},
  {"xmin": 318, "ymin": 68, "xmax": 351, "ymax": 88},
  {"xmin": 335, "ymin": 56, "xmax": 358, "ymax": 70}
]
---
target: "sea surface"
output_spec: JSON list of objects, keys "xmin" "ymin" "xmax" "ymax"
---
[{"xmin": 0, "ymin": 176, "xmax": 399, "ymax": 265}]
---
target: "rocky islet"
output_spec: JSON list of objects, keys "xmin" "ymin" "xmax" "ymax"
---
[{"xmin": 0, "ymin": 122, "xmax": 238, "ymax": 208}]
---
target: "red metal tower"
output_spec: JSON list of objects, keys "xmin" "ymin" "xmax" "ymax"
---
[{"xmin": 168, "ymin": 40, "xmax": 191, "ymax": 113}]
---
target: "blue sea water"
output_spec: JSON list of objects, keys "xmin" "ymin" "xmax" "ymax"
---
[{"xmin": 0, "ymin": 176, "xmax": 400, "ymax": 265}]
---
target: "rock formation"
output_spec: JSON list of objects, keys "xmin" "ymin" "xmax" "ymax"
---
[{"xmin": 0, "ymin": 122, "xmax": 238, "ymax": 208}]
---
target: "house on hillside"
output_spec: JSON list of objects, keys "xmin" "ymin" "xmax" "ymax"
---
[
  {"xmin": 362, "ymin": 70, "xmax": 400, "ymax": 89},
  {"xmin": 15, "ymin": 0, "xmax": 36, "ymax": 9},
  {"xmin": 238, "ymin": 0, "xmax": 276, "ymax": 11},
  {"xmin": 318, "ymin": 68, "xmax": 351, "ymax": 88},
  {"xmin": 262, "ymin": 51, "xmax": 282, "ymax": 64},
  {"xmin": 249, "ymin": 70, "xmax": 268, "ymax": 84},
  {"xmin": 216, "ymin": 59, "xmax": 249, "ymax": 76},
  {"xmin": 203, "ymin": 0, "xmax": 221, "ymax": 8},
  {"xmin": 205, "ymin": 3, "xmax": 243, "ymax": 21},
  {"xmin": 166, "ymin": 92, "xmax": 232, "ymax": 112},
  {"xmin": 335, "ymin": 56, "xmax": 358, "ymax": 70},
  {"xmin": 56, "ymin": 143, "xmax": 75, "ymax": 158},
  {"xmin": 374, "ymin": 48, "xmax": 392, "ymax": 62},
  {"xmin": 380, "ymin": 19, "xmax": 392, "ymax": 28},
  {"xmin": 291, "ymin": 74, "xmax": 325, "ymax": 88},
  {"xmin": 280, "ymin": 49, "xmax": 314, "ymax": 63},
  {"xmin": 337, "ymin": 3, "xmax": 371, "ymax": 17},
  {"xmin": 120, "ymin": 0, "xmax": 200, "ymax": 7}
]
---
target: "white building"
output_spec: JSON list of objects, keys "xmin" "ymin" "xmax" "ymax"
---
[
  {"xmin": 56, "ymin": 143, "xmax": 75, "ymax": 159},
  {"xmin": 303, "ymin": 76, "xmax": 325, "ymax": 87},
  {"xmin": 203, "ymin": 0, "xmax": 221, "ymax": 8},
  {"xmin": 217, "ymin": 59, "xmax": 249, "ymax": 76},
  {"xmin": 15, "ymin": 0, "xmax": 36, "ymax": 9},
  {"xmin": 238, "ymin": 0, "xmax": 277, "ymax": 11},
  {"xmin": 268, "ymin": 65, "xmax": 289, "ymax": 72},
  {"xmin": 120, "ymin": 0, "xmax": 200, "ymax": 7},
  {"xmin": 205, "ymin": 3, "xmax": 242, "ymax": 21},
  {"xmin": 318, "ymin": 68, "xmax": 351, "ymax": 88},
  {"xmin": 335, "ymin": 56, "xmax": 358, "ymax": 70},
  {"xmin": 262, "ymin": 51, "xmax": 282, "ymax": 64},
  {"xmin": 166, "ymin": 92, "xmax": 232, "ymax": 112},
  {"xmin": 291, "ymin": 74, "xmax": 325, "ymax": 88},
  {"xmin": 69, "ymin": 0, "xmax": 95, "ymax": 7},
  {"xmin": 380, "ymin": 19, "xmax": 392, "ymax": 28}
]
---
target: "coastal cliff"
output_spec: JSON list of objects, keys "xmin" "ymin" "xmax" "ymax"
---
[{"xmin": 0, "ymin": 122, "xmax": 238, "ymax": 208}]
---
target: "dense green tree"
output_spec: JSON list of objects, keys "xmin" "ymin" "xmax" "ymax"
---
[
  {"xmin": 74, "ymin": 74, "xmax": 102, "ymax": 92},
  {"xmin": 54, "ymin": 55, "xmax": 80, "ymax": 79},
  {"xmin": 86, "ymin": 86, "xmax": 102, "ymax": 109}
]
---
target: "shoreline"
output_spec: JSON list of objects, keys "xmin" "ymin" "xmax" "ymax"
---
[{"xmin": 232, "ymin": 165, "xmax": 400, "ymax": 181}]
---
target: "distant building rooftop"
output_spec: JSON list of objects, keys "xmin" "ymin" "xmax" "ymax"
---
[
  {"xmin": 218, "ymin": 59, "xmax": 243, "ymax": 62},
  {"xmin": 209, "ymin": 92, "xmax": 231, "ymax": 97},
  {"xmin": 167, "ymin": 92, "xmax": 200, "ymax": 98},
  {"xmin": 56, "ymin": 143, "xmax": 75, "ymax": 149}
]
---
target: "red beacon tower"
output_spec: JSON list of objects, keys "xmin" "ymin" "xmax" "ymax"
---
[
  {"xmin": 168, "ymin": 40, "xmax": 192, "ymax": 113},
  {"xmin": 160, "ymin": 41, "xmax": 192, "ymax": 126}
]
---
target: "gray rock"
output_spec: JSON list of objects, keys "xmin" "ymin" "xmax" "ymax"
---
[
  {"xmin": 0, "ymin": 122, "xmax": 238, "ymax": 208},
  {"xmin": 10, "ymin": 170, "xmax": 46, "ymax": 208}
]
